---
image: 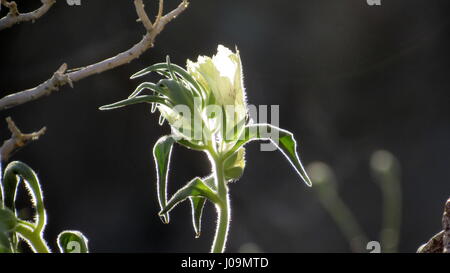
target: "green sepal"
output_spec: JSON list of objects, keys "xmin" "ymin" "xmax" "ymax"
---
[
  {"xmin": 130, "ymin": 62, "xmax": 205, "ymax": 101},
  {"xmin": 128, "ymin": 82, "xmax": 170, "ymax": 99},
  {"xmin": 157, "ymin": 79, "xmax": 195, "ymax": 110},
  {"xmin": 224, "ymin": 148, "xmax": 246, "ymax": 181},
  {"xmin": 99, "ymin": 95, "xmax": 172, "ymax": 111}
]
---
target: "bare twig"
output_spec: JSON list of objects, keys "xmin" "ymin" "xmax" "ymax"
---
[
  {"xmin": 0, "ymin": 0, "xmax": 56, "ymax": 31},
  {"xmin": 0, "ymin": 117, "xmax": 46, "ymax": 162},
  {"xmin": 154, "ymin": 0, "xmax": 164, "ymax": 26},
  {"xmin": 0, "ymin": 0, "xmax": 189, "ymax": 111},
  {"xmin": 134, "ymin": 0, "xmax": 154, "ymax": 31}
]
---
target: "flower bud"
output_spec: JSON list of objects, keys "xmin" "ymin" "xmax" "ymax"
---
[{"xmin": 187, "ymin": 45, "xmax": 247, "ymax": 149}]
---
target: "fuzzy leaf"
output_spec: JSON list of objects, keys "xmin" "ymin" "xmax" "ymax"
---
[
  {"xmin": 0, "ymin": 207, "xmax": 16, "ymax": 253},
  {"xmin": 159, "ymin": 177, "xmax": 220, "ymax": 216},
  {"xmin": 57, "ymin": 231, "xmax": 89, "ymax": 253},
  {"xmin": 153, "ymin": 136, "xmax": 176, "ymax": 224},
  {"xmin": 189, "ymin": 197, "xmax": 207, "ymax": 238},
  {"xmin": 0, "ymin": 208, "xmax": 17, "ymax": 232},
  {"xmin": 176, "ymin": 139, "xmax": 205, "ymax": 151},
  {"xmin": 0, "ymin": 232, "xmax": 12, "ymax": 253},
  {"xmin": 189, "ymin": 176, "xmax": 214, "ymax": 238},
  {"xmin": 227, "ymin": 124, "xmax": 312, "ymax": 186}
]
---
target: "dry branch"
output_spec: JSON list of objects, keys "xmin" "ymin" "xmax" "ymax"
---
[
  {"xmin": 0, "ymin": 117, "xmax": 46, "ymax": 162},
  {"xmin": 443, "ymin": 198, "xmax": 450, "ymax": 253},
  {"xmin": 417, "ymin": 197, "xmax": 450, "ymax": 253},
  {"xmin": 0, "ymin": 0, "xmax": 56, "ymax": 31},
  {"xmin": 0, "ymin": 0, "xmax": 189, "ymax": 111}
]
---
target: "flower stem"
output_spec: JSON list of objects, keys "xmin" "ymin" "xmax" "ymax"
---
[{"xmin": 210, "ymin": 157, "xmax": 230, "ymax": 253}]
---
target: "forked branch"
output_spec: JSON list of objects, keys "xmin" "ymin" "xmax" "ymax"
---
[
  {"xmin": 0, "ymin": 117, "xmax": 46, "ymax": 162},
  {"xmin": 0, "ymin": 0, "xmax": 189, "ymax": 111},
  {"xmin": 0, "ymin": 0, "xmax": 56, "ymax": 31}
]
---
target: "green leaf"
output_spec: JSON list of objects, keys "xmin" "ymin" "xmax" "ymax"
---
[
  {"xmin": 0, "ymin": 232, "xmax": 12, "ymax": 253},
  {"xmin": 188, "ymin": 176, "xmax": 214, "ymax": 238},
  {"xmin": 153, "ymin": 135, "xmax": 176, "ymax": 224},
  {"xmin": 159, "ymin": 177, "xmax": 220, "ymax": 216},
  {"xmin": 189, "ymin": 197, "xmax": 206, "ymax": 238},
  {"xmin": 227, "ymin": 124, "xmax": 312, "ymax": 186},
  {"xmin": 176, "ymin": 138, "xmax": 206, "ymax": 151},
  {"xmin": 166, "ymin": 55, "xmax": 178, "ymax": 83},
  {"xmin": 99, "ymin": 95, "xmax": 172, "ymax": 111},
  {"xmin": 0, "ymin": 208, "xmax": 17, "ymax": 232},
  {"xmin": 0, "ymin": 160, "xmax": 3, "ymax": 208},
  {"xmin": 2, "ymin": 161, "xmax": 47, "ymax": 232},
  {"xmin": 0, "ymin": 208, "xmax": 16, "ymax": 253},
  {"xmin": 202, "ymin": 175, "xmax": 216, "ymax": 190},
  {"xmin": 57, "ymin": 231, "xmax": 89, "ymax": 253}
]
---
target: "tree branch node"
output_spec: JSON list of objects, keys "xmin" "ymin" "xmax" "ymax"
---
[{"xmin": 0, "ymin": 117, "xmax": 46, "ymax": 162}]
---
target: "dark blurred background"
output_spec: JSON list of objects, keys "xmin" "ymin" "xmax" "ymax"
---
[{"xmin": 1, "ymin": 0, "xmax": 449, "ymax": 252}]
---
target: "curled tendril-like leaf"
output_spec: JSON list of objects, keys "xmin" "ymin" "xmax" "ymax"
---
[
  {"xmin": 2, "ymin": 161, "xmax": 47, "ymax": 232},
  {"xmin": 57, "ymin": 230, "xmax": 89, "ymax": 253}
]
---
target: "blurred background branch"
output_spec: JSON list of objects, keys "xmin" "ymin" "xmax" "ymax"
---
[
  {"xmin": 307, "ymin": 162, "xmax": 369, "ymax": 253},
  {"xmin": 307, "ymin": 150, "xmax": 403, "ymax": 253},
  {"xmin": 370, "ymin": 150, "xmax": 402, "ymax": 253}
]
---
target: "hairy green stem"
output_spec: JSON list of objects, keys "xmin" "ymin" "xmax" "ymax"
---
[
  {"xmin": 15, "ymin": 224, "xmax": 50, "ymax": 253},
  {"xmin": 210, "ymin": 157, "xmax": 230, "ymax": 253}
]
